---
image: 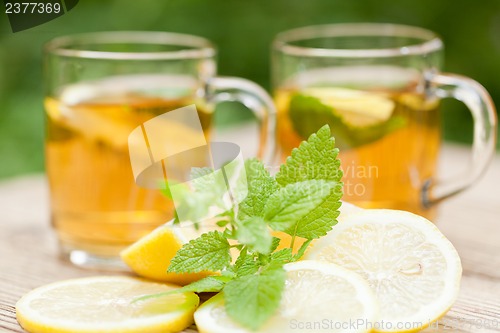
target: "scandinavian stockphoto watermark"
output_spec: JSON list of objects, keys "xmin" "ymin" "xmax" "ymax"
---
[
  {"xmin": 343, "ymin": 160, "xmax": 379, "ymax": 197},
  {"xmin": 289, "ymin": 317, "xmax": 500, "ymax": 331},
  {"xmin": 289, "ymin": 318, "xmax": 424, "ymax": 331},
  {"xmin": 127, "ymin": 105, "xmax": 379, "ymax": 222},
  {"xmin": 265, "ymin": 157, "xmax": 379, "ymax": 198}
]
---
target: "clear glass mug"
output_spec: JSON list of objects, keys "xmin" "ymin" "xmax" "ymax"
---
[
  {"xmin": 272, "ymin": 23, "xmax": 497, "ymax": 220},
  {"xmin": 44, "ymin": 31, "xmax": 276, "ymax": 268}
]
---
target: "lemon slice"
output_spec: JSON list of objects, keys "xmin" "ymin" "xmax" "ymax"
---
[
  {"xmin": 339, "ymin": 200, "xmax": 365, "ymax": 215},
  {"xmin": 194, "ymin": 260, "xmax": 378, "ymax": 333},
  {"xmin": 121, "ymin": 222, "xmax": 219, "ymax": 285},
  {"xmin": 45, "ymin": 93, "xmax": 205, "ymax": 150},
  {"xmin": 288, "ymin": 90, "xmax": 404, "ymax": 149},
  {"xmin": 16, "ymin": 276, "xmax": 199, "ymax": 333},
  {"xmin": 304, "ymin": 87, "xmax": 395, "ymax": 127},
  {"xmin": 305, "ymin": 209, "xmax": 462, "ymax": 332}
]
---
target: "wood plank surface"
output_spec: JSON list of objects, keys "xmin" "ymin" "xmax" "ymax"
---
[{"xmin": 1, "ymin": 144, "xmax": 499, "ymax": 333}]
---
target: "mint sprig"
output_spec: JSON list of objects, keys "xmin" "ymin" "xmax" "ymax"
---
[{"xmin": 158, "ymin": 125, "xmax": 343, "ymax": 330}]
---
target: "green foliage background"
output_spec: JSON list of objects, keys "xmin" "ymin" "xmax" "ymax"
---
[{"xmin": 0, "ymin": 0, "xmax": 499, "ymax": 179}]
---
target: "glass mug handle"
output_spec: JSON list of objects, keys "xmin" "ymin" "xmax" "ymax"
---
[
  {"xmin": 423, "ymin": 73, "xmax": 498, "ymax": 207},
  {"xmin": 206, "ymin": 77, "xmax": 277, "ymax": 164}
]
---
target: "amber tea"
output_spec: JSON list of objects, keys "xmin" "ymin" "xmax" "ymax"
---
[{"xmin": 45, "ymin": 76, "xmax": 213, "ymax": 257}]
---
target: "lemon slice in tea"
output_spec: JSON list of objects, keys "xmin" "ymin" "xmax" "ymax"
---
[
  {"xmin": 304, "ymin": 87, "xmax": 395, "ymax": 127},
  {"xmin": 288, "ymin": 87, "xmax": 405, "ymax": 149}
]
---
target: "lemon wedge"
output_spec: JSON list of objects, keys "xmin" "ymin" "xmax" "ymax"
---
[
  {"xmin": 121, "ymin": 222, "xmax": 219, "ymax": 285},
  {"xmin": 16, "ymin": 276, "xmax": 199, "ymax": 333},
  {"xmin": 194, "ymin": 260, "xmax": 378, "ymax": 333},
  {"xmin": 305, "ymin": 209, "xmax": 462, "ymax": 332}
]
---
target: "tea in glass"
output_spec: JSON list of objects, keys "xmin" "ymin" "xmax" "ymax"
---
[
  {"xmin": 44, "ymin": 32, "xmax": 277, "ymax": 268},
  {"xmin": 272, "ymin": 24, "xmax": 496, "ymax": 219},
  {"xmin": 45, "ymin": 75, "xmax": 212, "ymax": 258},
  {"xmin": 275, "ymin": 73, "xmax": 441, "ymax": 217}
]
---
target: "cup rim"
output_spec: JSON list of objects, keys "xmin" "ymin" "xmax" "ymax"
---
[
  {"xmin": 44, "ymin": 31, "xmax": 216, "ymax": 60},
  {"xmin": 273, "ymin": 23, "xmax": 443, "ymax": 58}
]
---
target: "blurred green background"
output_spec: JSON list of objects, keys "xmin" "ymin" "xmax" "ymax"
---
[{"xmin": 0, "ymin": 0, "xmax": 499, "ymax": 179}]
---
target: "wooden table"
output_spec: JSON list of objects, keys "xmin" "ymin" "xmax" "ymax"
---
[{"xmin": 1, "ymin": 144, "xmax": 499, "ymax": 333}]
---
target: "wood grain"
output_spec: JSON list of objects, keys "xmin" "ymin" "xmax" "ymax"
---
[{"xmin": 1, "ymin": 145, "xmax": 499, "ymax": 333}]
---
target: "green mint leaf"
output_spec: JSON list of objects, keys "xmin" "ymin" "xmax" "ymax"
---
[
  {"xmin": 238, "ymin": 159, "xmax": 279, "ymax": 220},
  {"xmin": 172, "ymin": 275, "xmax": 229, "ymax": 293},
  {"xmin": 216, "ymin": 219, "xmax": 229, "ymax": 227},
  {"xmin": 233, "ymin": 247, "xmax": 261, "ymax": 277},
  {"xmin": 233, "ymin": 247, "xmax": 248, "ymax": 269},
  {"xmin": 160, "ymin": 184, "xmax": 174, "ymax": 199},
  {"xmin": 168, "ymin": 231, "xmax": 231, "ymax": 273},
  {"xmin": 276, "ymin": 124, "xmax": 343, "ymax": 186},
  {"xmin": 190, "ymin": 167, "xmax": 216, "ymax": 190},
  {"xmin": 223, "ymin": 263, "xmax": 286, "ymax": 330},
  {"xmin": 289, "ymin": 183, "xmax": 342, "ymax": 239},
  {"xmin": 235, "ymin": 256, "xmax": 261, "ymax": 277},
  {"xmin": 270, "ymin": 248, "xmax": 293, "ymax": 264},
  {"xmin": 168, "ymin": 167, "xmax": 230, "ymax": 223},
  {"xmin": 272, "ymin": 126, "xmax": 344, "ymax": 239},
  {"xmin": 263, "ymin": 180, "xmax": 335, "ymax": 232},
  {"xmin": 222, "ymin": 270, "xmax": 237, "ymax": 279},
  {"xmin": 269, "ymin": 237, "xmax": 282, "ymax": 252},
  {"xmin": 236, "ymin": 216, "xmax": 273, "ymax": 254},
  {"xmin": 293, "ymin": 239, "xmax": 313, "ymax": 261}
]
